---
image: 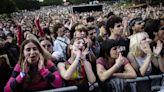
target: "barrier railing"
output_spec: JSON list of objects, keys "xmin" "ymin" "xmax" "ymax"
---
[
  {"xmin": 38, "ymin": 74, "xmax": 164, "ymax": 92},
  {"xmin": 39, "ymin": 83, "xmax": 99, "ymax": 92},
  {"xmin": 126, "ymin": 74, "xmax": 164, "ymax": 92}
]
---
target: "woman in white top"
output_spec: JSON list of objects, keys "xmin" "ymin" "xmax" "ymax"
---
[{"xmin": 128, "ymin": 32, "xmax": 164, "ymax": 76}]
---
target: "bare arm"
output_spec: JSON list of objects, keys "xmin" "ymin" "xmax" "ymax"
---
[
  {"xmin": 96, "ymin": 63, "xmax": 118, "ymax": 82},
  {"xmin": 83, "ymin": 60, "xmax": 96, "ymax": 83},
  {"xmin": 113, "ymin": 63, "xmax": 137, "ymax": 79},
  {"xmin": 57, "ymin": 58, "xmax": 80, "ymax": 80}
]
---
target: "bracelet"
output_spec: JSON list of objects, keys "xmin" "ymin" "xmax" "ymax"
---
[
  {"xmin": 147, "ymin": 53, "xmax": 160, "ymax": 58},
  {"xmin": 75, "ymin": 57, "xmax": 80, "ymax": 61},
  {"xmin": 153, "ymin": 53, "xmax": 161, "ymax": 58},
  {"xmin": 20, "ymin": 72, "xmax": 26, "ymax": 78},
  {"xmin": 88, "ymin": 82, "xmax": 95, "ymax": 91},
  {"xmin": 115, "ymin": 64, "xmax": 122, "ymax": 69}
]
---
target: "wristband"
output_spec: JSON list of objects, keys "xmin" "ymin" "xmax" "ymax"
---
[
  {"xmin": 88, "ymin": 82, "xmax": 95, "ymax": 91},
  {"xmin": 75, "ymin": 57, "xmax": 80, "ymax": 61},
  {"xmin": 20, "ymin": 72, "xmax": 26, "ymax": 78},
  {"xmin": 115, "ymin": 64, "xmax": 122, "ymax": 69}
]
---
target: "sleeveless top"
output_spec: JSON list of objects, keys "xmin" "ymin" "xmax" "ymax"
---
[
  {"xmin": 64, "ymin": 60, "xmax": 87, "ymax": 86},
  {"xmin": 134, "ymin": 55, "xmax": 162, "ymax": 76},
  {"xmin": 135, "ymin": 56, "xmax": 152, "ymax": 75}
]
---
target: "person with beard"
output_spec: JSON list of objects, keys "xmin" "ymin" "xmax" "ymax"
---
[
  {"xmin": 4, "ymin": 39, "xmax": 62, "ymax": 92},
  {"xmin": 86, "ymin": 25, "xmax": 100, "ymax": 58}
]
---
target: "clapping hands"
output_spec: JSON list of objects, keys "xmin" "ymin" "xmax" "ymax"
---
[{"xmin": 153, "ymin": 40, "xmax": 163, "ymax": 56}]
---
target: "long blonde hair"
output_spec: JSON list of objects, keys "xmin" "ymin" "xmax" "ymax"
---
[{"xmin": 129, "ymin": 32, "xmax": 149, "ymax": 57}]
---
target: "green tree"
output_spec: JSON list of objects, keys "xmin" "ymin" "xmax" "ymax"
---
[
  {"xmin": 0, "ymin": 0, "xmax": 17, "ymax": 14},
  {"xmin": 13, "ymin": 0, "xmax": 40, "ymax": 10},
  {"xmin": 41, "ymin": 0, "xmax": 63, "ymax": 6},
  {"xmin": 70, "ymin": 0, "xmax": 90, "ymax": 4}
]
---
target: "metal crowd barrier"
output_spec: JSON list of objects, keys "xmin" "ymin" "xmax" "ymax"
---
[
  {"xmin": 126, "ymin": 74, "xmax": 164, "ymax": 92},
  {"xmin": 39, "ymin": 83, "xmax": 99, "ymax": 92},
  {"xmin": 38, "ymin": 74, "xmax": 164, "ymax": 92}
]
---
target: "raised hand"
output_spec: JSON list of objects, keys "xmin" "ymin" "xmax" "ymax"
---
[
  {"xmin": 81, "ymin": 48, "xmax": 89, "ymax": 61},
  {"xmin": 115, "ymin": 53, "xmax": 126, "ymax": 67},
  {"xmin": 153, "ymin": 40, "xmax": 163, "ymax": 56},
  {"xmin": 140, "ymin": 42, "xmax": 152, "ymax": 55},
  {"xmin": 35, "ymin": 12, "xmax": 40, "ymax": 20}
]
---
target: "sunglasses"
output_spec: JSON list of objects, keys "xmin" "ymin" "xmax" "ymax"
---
[{"xmin": 136, "ymin": 21, "xmax": 144, "ymax": 25}]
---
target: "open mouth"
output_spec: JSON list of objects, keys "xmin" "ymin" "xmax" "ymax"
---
[
  {"xmin": 79, "ymin": 48, "xmax": 83, "ymax": 51},
  {"xmin": 30, "ymin": 56, "xmax": 36, "ymax": 60}
]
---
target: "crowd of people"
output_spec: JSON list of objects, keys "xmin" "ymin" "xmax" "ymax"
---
[{"xmin": 0, "ymin": 2, "xmax": 164, "ymax": 92}]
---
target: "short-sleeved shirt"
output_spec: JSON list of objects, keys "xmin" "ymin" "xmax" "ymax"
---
[
  {"xmin": 64, "ymin": 60, "xmax": 87, "ymax": 86},
  {"xmin": 96, "ymin": 57, "xmax": 129, "ymax": 73}
]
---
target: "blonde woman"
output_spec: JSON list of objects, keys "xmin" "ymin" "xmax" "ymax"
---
[{"xmin": 128, "ymin": 32, "xmax": 164, "ymax": 76}]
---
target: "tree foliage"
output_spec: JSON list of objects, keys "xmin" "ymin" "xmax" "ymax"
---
[
  {"xmin": 13, "ymin": 0, "xmax": 40, "ymax": 10},
  {"xmin": 0, "ymin": 0, "xmax": 17, "ymax": 14},
  {"xmin": 41, "ymin": 0, "xmax": 63, "ymax": 6}
]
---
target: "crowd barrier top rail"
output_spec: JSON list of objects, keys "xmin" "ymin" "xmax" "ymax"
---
[
  {"xmin": 126, "ymin": 74, "xmax": 164, "ymax": 83},
  {"xmin": 38, "ymin": 74, "xmax": 164, "ymax": 92},
  {"xmin": 38, "ymin": 83, "xmax": 99, "ymax": 92}
]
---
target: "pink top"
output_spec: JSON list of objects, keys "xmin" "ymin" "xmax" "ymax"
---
[
  {"xmin": 4, "ymin": 60, "xmax": 62, "ymax": 92},
  {"xmin": 96, "ymin": 57, "xmax": 129, "ymax": 72}
]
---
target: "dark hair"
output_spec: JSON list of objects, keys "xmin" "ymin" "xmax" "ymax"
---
[
  {"xmin": 6, "ymin": 33, "xmax": 14, "ymax": 38},
  {"xmin": 97, "ymin": 21, "xmax": 106, "ymax": 28},
  {"xmin": 106, "ymin": 12, "xmax": 115, "ymax": 18},
  {"xmin": 159, "ymin": 26, "xmax": 164, "ymax": 30},
  {"xmin": 128, "ymin": 17, "xmax": 143, "ymax": 35},
  {"xmin": 53, "ymin": 23, "xmax": 64, "ymax": 33},
  {"xmin": 0, "ymin": 31, "xmax": 6, "ymax": 40},
  {"xmin": 70, "ymin": 23, "xmax": 80, "ymax": 40},
  {"xmin": 106, "ymin": 16, "xmax": 122, "ymax": 35},
  {"xmin": 87, "ymin": 25, "xmax": 95, "ymax": 31},
  {"xmin": 43, "ymin": 27, "xmax": 51, "ymax": 36},
  {"xmin": 100, "ymin": 39, "xmax": 120, "ymax": 58},
  {"xmin": 39, "ymin": 37, "xmax": 53, "ymax": 46},
  {"xmin": 144, "ymin": 19, "xmax": 160, "ymax": 39},
  {"xmin": 86, "ymin": 16, "xmax": 95, "ymax": 23}
]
